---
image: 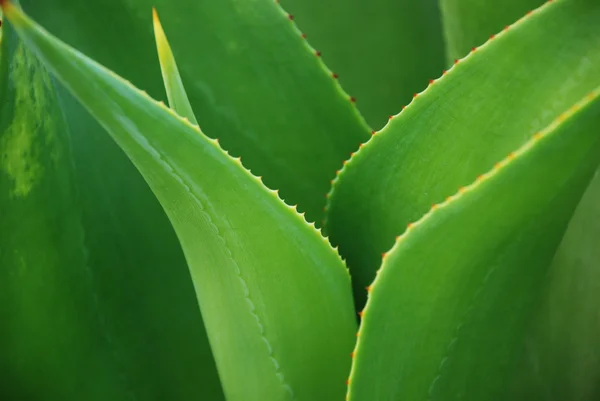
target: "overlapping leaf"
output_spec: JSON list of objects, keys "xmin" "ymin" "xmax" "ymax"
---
[
  {"xmin": 326, "ymin": 0, "xmax": 600, "ymax": 306},
  {"xmin": 0, "ymin": 13, "xmax": 224, "ymax": 401},
  {"xmin": 348, "ymin": 87, "xmax": 600, "ymax": 400},
  {"xmin": 1, "ymin": 3, "xmax": 358, "ymax": 401},
  {"xmin": 22, "ymin": 0, "xmax": 370, "ymax": 223},
  {"xmin": 439, "ymin": 0, "xmax": 600, "ymax": 398}
]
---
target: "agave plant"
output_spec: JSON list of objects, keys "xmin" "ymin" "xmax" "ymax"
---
[{"xmin": 1, "ymin": 0, "xmax": 599, "ymax": 400}]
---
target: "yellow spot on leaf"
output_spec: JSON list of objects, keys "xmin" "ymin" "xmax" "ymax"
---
[{"xmin": 0, "ymin": 45, "xmax": 58, "ymax": 197}]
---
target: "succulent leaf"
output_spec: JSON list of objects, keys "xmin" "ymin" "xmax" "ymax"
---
[
  {"xmin": 348, "ymin": 87, "xmax": 600, "ymax": 401},
  {"xmin": 326, "ymin": 0, "xmax": 600, "ymax": 307},
  {"xmin": 1, "ymin": 3, "xmax": 358, "ymax": 401},
  {"xmin": 440, "ymin": 0, "xmax": 600, "ymax": 397},
  {"xmin": 0, "ymin": 10, "xmax": 224, "ymax": 401},
  {"xmin": 20, "ymin": 0, "xmax": 371, "ymax": 224}
]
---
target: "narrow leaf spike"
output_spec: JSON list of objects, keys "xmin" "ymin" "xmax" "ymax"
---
[{"xmin": 152, "ymin": 7, "xmax": 198, "ymax": 125}]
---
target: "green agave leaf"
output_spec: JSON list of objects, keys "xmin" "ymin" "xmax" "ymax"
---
[
  {"xmin": 2, "ymin": 3, "xmax": 357, "ymax": 401},
  {"xmin": 440, "ymin": 0, "xmax": 600, "ymax": 398},
  {"xmin": 22, "ymin": 0, "xmax": 370, "ymax": 224},
  {"xmin": 0, "ymin": 12, "xmax": 224, "ymax": 401},
  {"xmin": 509, "ymin": 171, "xmax": 600, "ymax": 400},
  {"xmin": 440, "ymin": 0, "xmax": 545, "ymax": 61},
  {"xmin": 280, "ymin": 0, "xmax": 446, "ymax": 129},
  {"xmin": 348, "ymin": 88, "xmax": 600, "ymax": 401},
  {"xmin": 152, "ymin": 8, "xmax": 197, "ymax": 125},
  {"xmin": 326, "ymin": 0, "xmax": 600, "ymax": 306}
]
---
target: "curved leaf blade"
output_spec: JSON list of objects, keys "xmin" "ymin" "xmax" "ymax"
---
[
  {"xmin": 439, "ymin": 0, "xmax": 600, "ymax": 397},
  {"xmin": 2, "ymin": 3, "xmax": 358, "ymax": 400},
  {"xmin": 22, "ymin": 0, "xmax": 371, "ymax": 224},
  {"xmin": 349, "ymin": 89, "xmax": 600, "ymax": 401},
  {"xmin": 326, "ymin": 0, "xmax": 600, "ymax": 306},
  {"xmin": 0, "ymin": 14, "xmax": 224, "ymax": 401}
]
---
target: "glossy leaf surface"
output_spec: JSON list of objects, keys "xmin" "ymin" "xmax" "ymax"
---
[
  {"xmin": 2, "ymin": 4, "xmax": 358, "ymax": 400},
  {"xmin": 438, "ymin": 0, "xmax": 600, "ymax": 398},
  {"xmin": 326, "ymin": 0, "xmax": 600, "ymax": 306},
  {"xmin": 348, "ymin": 88, "xmax": 600, "ymax": 401}
]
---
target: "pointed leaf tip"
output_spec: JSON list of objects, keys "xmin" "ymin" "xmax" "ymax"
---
[{"xmin": 151, "ymin": 6, "xmax": 198, "ymax": 125}]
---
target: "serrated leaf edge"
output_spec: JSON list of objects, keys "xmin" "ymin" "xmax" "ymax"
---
[
  {"xmin": 344, "ymin": 85, "xmax": 600, "ymax": 400},
  {"xmin": 1, "ymin": 3, "xmax": 353, "ymax": 397},
  {"xmin": 272, "ymin": 0, "xmax": 370, "ymax": 131},
  {"xmin": 323, "ymin": 0, "xmax": 559, "ymax": 230}
]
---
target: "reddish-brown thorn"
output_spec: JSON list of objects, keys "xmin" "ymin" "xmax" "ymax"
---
[
  {"xmin": 301, "ymin": 33, "xmax": 307, "ymax": 39},
  {"xmin": 442, "ymin": 70, "xmax": 448, "ymax": 75},
  {"xmin": 490, "ymin": 34, "xmax": 496, "ymax": 39},
  {"xmin": 504, "ymin": 25, "xmax": 509, "ymax": 31},
  {"xmin": 413, "ymin": 93, "xmax": 418, "ymax": 98},
  {"xmin": 429, "ymin": 79, "xmax": 434, "ymax": 84},
  {"xmin": 350, "ymin": 96, "xmax": 356, "ymax": 103},
  {"xmin": 350, "ymin": 351, "xmax": 355, "ymax": 358},
  {"xmin": 358, "ymin": 311, "xmax": 364, "ymax": 317},
  {"xmin": 389, "ymin": 115, "xmax": 394, "ymax": 120},
  {"xmin": 315, "ymin": 51, "xmax": 322, "ymax": 57},
  {"xmin": 454, "ymin": 59, "xmax": 459, "ymax": 65},
  {"xmin": 359, "ymin": 143, "xmax": 364, "ymax": 148},
  {"xmin": 332, "ymin": 73, "xmax": 339, "ymax": 79},
  {"xmin": 288, "ymin": 14, "xmax": 294, "ymax": 20},
  {"xmin": 402, "ymin": 105, "xmax": 407, "ymax": 110},
  {"xmin": 371, "ymin": 130, "xmax": 376, "ymax": 135},
  {"xmin": 407, "ymin": 223, "xmax": 414, "ymax": 229},
  {"xmin": 346, "ymin": 379, "xmax": 351, "ymax": 385},
  {"xmin": 335, "ymin": 169, "xmax": 341, "ymax": 175},
  {"xmin": 471, "ymin": 47, "xmax": 477, "ymax": 52},
  {"xmin": 382, "ymin": 252, "xmax": 387, "ymax": 259}
]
